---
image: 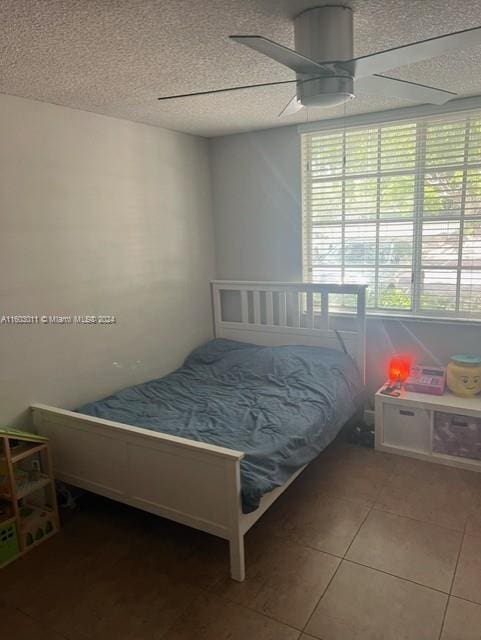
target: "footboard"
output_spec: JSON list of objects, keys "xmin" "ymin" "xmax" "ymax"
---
[{"xmin": 31, "ymin": 403, "xmax": 246, "ymax": 580}]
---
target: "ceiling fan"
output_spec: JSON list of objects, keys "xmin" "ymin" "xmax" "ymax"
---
[{"xmin": 158, "ymin": 5, "xmax": 481, "ymax": 116}]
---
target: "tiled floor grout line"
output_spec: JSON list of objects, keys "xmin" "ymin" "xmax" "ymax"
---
[
  {"xmin": 134, "ymin": 536, "xmax": 481, "ymax": 640},
  {"xmin": 196, "ymin": 582, "xmax": 306, "ymax": 634},
  {"xmin": 299, "ymin": 499, "xmax": 377, "ymax": 635},
  {"xmin": 214, "ymin": 499, "xmax": 464, "ymax": 632},
  {"xmin": 343, "ymin": 505, "xmax": 376, "ymax": 559},
  {"xmin": 298, "ymin": 553, "xmax": 344, "ymax": 636},
  {"xmin": 450, "ymin": 520, "xmax": 468, "ymax": 596},
  {"xmin": 344, "ymin": 557, "xmax": 454, "ymax": 597},
  {"xmin": 294, "ymin": 455, "xmax": 415, "ymax": 636},
  {"xmin": 369, "ymin": 454, "xmax": 479, "ymax": 639},
  {"xmin": 277, "ymin": 540, "xmax": 344, "ymax": 561},
  {"xmin": 206, "ymin": 464, "xmax": 392, "ymax": 634},
  {"xmin": 370, "ymin": 504, "xmax": 467, "ymax": 534},
  {"xmin": 437, "ymin": 523, "xmax": 467, "ymax": 640},
  {"xmin": 445, "ymin": 593, "xmax": 481, "ymax": 606},
  {"xmin": 437, "ymin": 594, "xmax": 452, "ymax": 640}
]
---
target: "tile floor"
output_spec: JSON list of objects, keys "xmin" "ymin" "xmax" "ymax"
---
[{"xmin": 3, "ymin": 438, "xmax": 481, "ymax": 640}]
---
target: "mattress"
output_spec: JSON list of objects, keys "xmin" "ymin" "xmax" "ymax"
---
[{"xmin": 77, "ymin": 338, "xmax": 364, "ymax": 512}]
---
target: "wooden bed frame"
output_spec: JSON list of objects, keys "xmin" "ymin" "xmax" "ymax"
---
[{"xmin": 31, "ymin": 281, "xmax": 367, "ymax": 581}]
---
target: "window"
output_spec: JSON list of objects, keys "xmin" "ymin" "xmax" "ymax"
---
[{"xmin": 302, "ymin": 111, "xmax": 481, "ymax": 319}]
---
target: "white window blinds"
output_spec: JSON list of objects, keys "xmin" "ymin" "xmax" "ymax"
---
[{"xmin": 302, "ymin": 111, "xmax": 481, "ymax": 319}]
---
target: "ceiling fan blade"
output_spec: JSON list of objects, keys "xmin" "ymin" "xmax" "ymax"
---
[
  {"xmin": 355, "ymin": 74, "xmax": 457, "ymax": 105},
  {"xmin": 342, "ymin": 25, "xmax": 481, "ymax": 78},
  {"xmin": 279, "ymin": 94, "xmax": 304, "ymax": 117},
  {"xmin": 230, "ymin": 35, "xmax": 333, "ymax": 76},
  {"xmin": 157, "ymin": 78, "xmax": 298, "ymax": 101}
]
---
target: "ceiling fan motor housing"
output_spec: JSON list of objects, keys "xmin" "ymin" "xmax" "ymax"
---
[{"xmin": 294, "ymin": 5, "xmax": 354, "ymax": 107}]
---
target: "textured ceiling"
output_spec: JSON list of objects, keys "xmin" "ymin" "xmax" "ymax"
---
[{"xmin": 1, "ymin": 0, "xmax": 481, "ymax": 137}]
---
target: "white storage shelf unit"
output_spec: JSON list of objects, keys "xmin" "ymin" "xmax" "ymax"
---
[{"xmin": 375, "ymin": 388, "xmax": 481, "ymax": 472}]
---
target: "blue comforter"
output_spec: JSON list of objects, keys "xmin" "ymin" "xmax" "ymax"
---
[{"xmin": 77, "ymin": 339, "xmax": 363, "ymax": 512}]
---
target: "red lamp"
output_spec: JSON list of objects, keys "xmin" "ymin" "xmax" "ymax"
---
[{"xmin": 388, "ymin": 354, "xmax": 412, "ymax": 387}]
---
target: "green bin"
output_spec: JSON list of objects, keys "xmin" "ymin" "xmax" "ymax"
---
[{"xmin": 0, "ymin": 521, "xmax": 20, "ymax": 567}]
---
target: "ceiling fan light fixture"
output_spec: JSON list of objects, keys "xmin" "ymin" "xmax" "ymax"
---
[
  {"xmin": 306, "ymin": 92, "xmax": 354, "ymax": 108},
  {"xmin": 299, "ymin": 75, "xmax": 354, "ymax": 108},
  {"xmin": 294, "ymin": 6, "xmax": 354, "ymax": 108}
]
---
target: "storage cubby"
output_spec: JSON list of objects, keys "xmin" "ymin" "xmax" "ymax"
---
[
  {"xmin": 375, "ymin": 388, "xmax": 481, "ymax": 472},
  {"xmin": 382, "ymin": 404, "xmax": 431, "ymax": 453}
]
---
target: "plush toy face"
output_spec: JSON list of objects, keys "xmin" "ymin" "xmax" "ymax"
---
[
  {"xmin": 459, "ymin": 373, "xmax": 481, "ymax": 393},
  {"xmin": 447, "ymin": 366, "xmax": 481, "ymax": 397}
]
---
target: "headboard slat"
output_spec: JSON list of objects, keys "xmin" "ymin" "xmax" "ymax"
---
[
  {"xmin": 278, "ymin": 291, "xmax": 287, "ymax": 326},
  {"xmin": 240, "ymin": 290, "xmax": 249, "ymax": 323},
  {"xmin": 306, "ymin": 292, "xmax": 314, "ymax": 329},
  {"xmin": 265, "ymin": 291, "xmax": 274, "ymax": 326},
  {"xmin": 289, "ymin": 291, "xmax": 300, "ymax": 328},
  {"xmin": 252, "ymin": 290, "xmax": 261, "ymax": 325}
]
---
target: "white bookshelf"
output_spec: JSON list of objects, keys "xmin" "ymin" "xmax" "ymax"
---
[{"xmin": 0, "ymin": 430, "xmax": 59, "ymax": 568}]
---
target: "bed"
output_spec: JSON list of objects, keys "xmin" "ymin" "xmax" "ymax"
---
[{"xmin": 31, "ymin": 281, "xmax": 367, "ymax": 581}]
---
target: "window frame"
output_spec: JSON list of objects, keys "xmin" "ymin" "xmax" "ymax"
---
[{"xmin": 301, "ymin": 109, "xmax": 481, "ymax": 321}]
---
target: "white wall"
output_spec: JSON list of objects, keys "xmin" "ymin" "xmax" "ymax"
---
[
  {"xmin": 210, "ymin": 125, "xmax": 481, "ymax": 400},
  {"xmin": 0, "ymin": 94, "xmax": 215, "ymax": 427},
  {"xmin": 212, "ymin": 126, "xmax": 302, "ymax": 282}
]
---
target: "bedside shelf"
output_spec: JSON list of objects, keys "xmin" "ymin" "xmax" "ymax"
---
[{"xmin": 375, "ymin": 386, "xmax": 481, "ymax": 473}]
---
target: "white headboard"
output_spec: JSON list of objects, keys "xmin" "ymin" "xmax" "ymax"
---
[{"xmin": 211, "ymin": 281, "xmax": 367, "ymax": 384}]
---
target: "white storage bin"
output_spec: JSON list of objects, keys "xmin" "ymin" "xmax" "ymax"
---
[{"xmin": 383, "ymin": 404, "xmax": 431, "ymax": 453}]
